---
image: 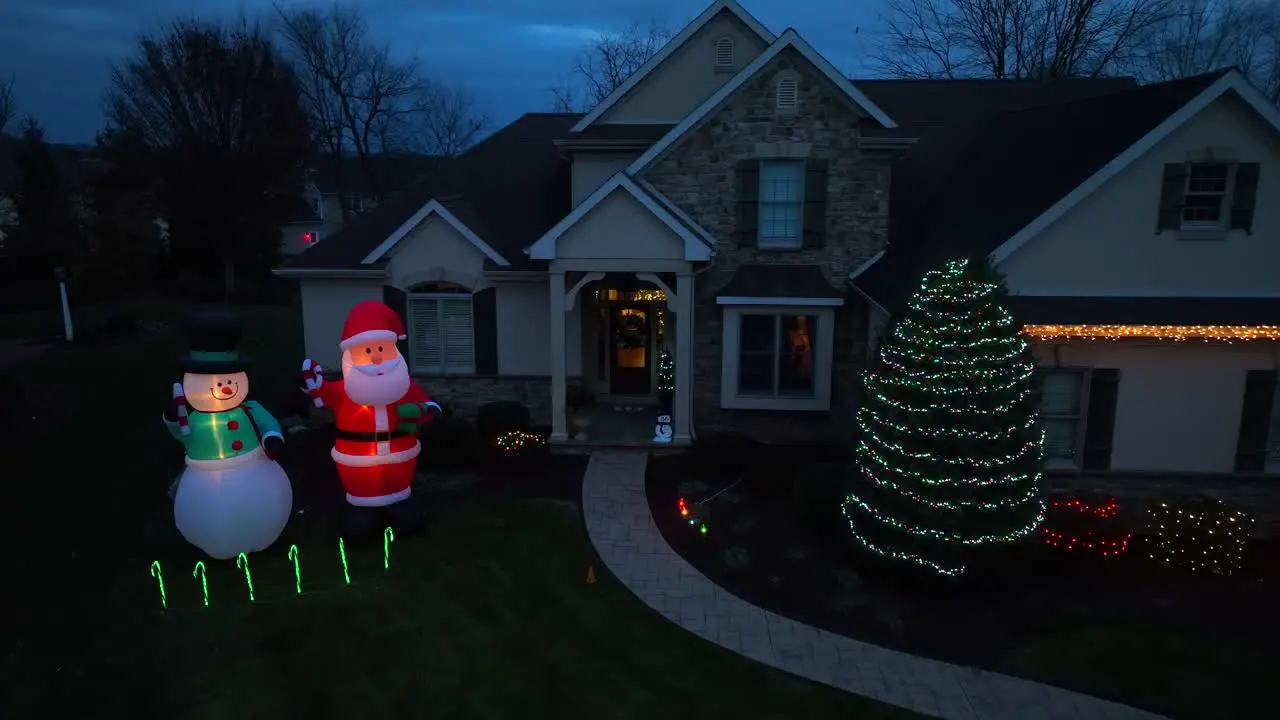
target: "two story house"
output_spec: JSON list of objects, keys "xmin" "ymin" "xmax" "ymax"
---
[
  {"xmin": 277, "ymin": 0, "xmax": 1280, "ymax": 475},
  {"xmin": 280, "ymin": 154, "xmax": 441, "ymax": 255}
]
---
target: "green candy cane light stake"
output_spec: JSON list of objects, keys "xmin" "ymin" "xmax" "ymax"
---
[
  {"xmin": 288, "ymin": 544, "xmax": 302, "ymax": 594},
  {"xmin": 384, "ymin": 527, "xmax": 395, "ymax": 571},
  {"xmin": 193, "ymin": 561, "xmax": 209, "ymax": 606},
  {"xmin": 339, "ymin": 538, "xmax": 351, "ymax": 584},
  {"xmin": 236, "ymin": 553, "xmax": 255, "ymax": 602},
  {"xmin": 150, "ymin": 561, "xmax": 167, "ymax": 610}
]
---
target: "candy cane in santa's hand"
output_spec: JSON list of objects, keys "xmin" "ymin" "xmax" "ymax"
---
[
  {"xmin": 172, "ymin": 382, "xmax": 191, "ymax": 436},
  {"xmin": 302, "ymin": 359, "xmax": 325, "ymax": 407}
]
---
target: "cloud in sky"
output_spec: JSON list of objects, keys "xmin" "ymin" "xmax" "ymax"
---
[{"xmin": 0, "ymin": 0, "xmax": 879, "ymax": 143}]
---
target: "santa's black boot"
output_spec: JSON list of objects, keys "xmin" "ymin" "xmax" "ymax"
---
[{"xmin": 340, "ymin": 503, "xmax": 380, "ymax": 543}]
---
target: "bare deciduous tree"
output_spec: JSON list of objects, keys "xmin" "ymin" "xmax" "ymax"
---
[
  {"xmin": 276, "ymin": 3, "xmax": 487, "ymax": 200},
  {"xmin": 0, "ymin": 74, "xmax": 15, "ymax": 136},
  {"xmin": 549, "ymin": 20, "xmax": 670, "ymax": 112},
  {"xmin": 873, "ymin": 0, "xmax": 1175, "ymax": 79},
  {"xmin": 1132, "ymin": 0, "xmax": 1280, "ymax": 101}
]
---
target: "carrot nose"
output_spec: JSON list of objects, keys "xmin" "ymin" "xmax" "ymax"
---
[{"xmin": 221, "ymin": 386, "xmax": 234, "ymax": 396}]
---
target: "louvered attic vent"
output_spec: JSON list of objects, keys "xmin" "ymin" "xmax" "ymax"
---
[
  {"xmin": 776, "ymin": 78, "xmax": 798, "ymax": 110},
  {"xmin": 715, "ymin": 36, "xmax": 734, "ymax": 67}
]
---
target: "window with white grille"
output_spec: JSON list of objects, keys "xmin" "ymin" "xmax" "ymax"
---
[
  {"xmin": 408, "ymin": 283, "xmax": 474, "ymax": 373},
  {"xmin": 715, "ymin": 36, "xmax": 734, "ymax": 68},
  {"xmin": 776, "ymin": 77, "xmax": 798, "ymax": 110},
  {"xmin": 758, "ymin": 160, "xmax": 804, "ymax": 248},
  {"xmin": 1037, "ymin": 369, "xmax": 1086, "ymax": 465}
]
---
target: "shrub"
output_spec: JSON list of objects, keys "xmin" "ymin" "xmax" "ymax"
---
[
  {"xmin": 1039, "ymin": 492, "xmax": 1131, "ymax": 558},
  {"xmin": 486, "ymin": 429, "xmax": 550, "ymax": 477},
  {"xmin": 101, "ymin": 313, "xmax": 140, "ymax": 339},
  {"xmin": 692, "ymin": 431, "xmax": 765, "ymax": 484},
  {"xmin": 420, "ymin": 409, "xmax": 482, "ymax": 471},
  {"xmin": 790, "ymin": 462, "xmax": 850, "ymax": 546},
  {"xmin": 476, "ymin": 401, "xmax": 531, "ymax": 442},
  {"xmin": 1148, "ymin": 495, "xmax": 1254, "ymax": 574}
]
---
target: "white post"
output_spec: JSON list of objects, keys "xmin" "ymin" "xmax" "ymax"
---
[
  {"xmin": 549, "ymin": 269, "xmax": 569, "ymax": 443},
  {"xmin": 54, "ymin": 268, "xmax": 73, "ymax": 342},
  {"xmin": 672, "ymin": 271, "xmax": 694, "ymax": 444}
]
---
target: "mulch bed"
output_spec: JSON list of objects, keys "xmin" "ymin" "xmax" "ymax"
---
[{"xmin": 647, "ymin": 452, "xmax": 1279, "ymax": 716}]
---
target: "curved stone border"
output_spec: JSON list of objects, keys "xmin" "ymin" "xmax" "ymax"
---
[{"xmin": 582, "ymin": 450, "xmax": 1170, "ymax": 720}]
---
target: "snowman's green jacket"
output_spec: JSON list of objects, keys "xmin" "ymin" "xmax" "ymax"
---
[{"xmin": 163, "ymin": 401, "xmax": 283, "ymax": 463}]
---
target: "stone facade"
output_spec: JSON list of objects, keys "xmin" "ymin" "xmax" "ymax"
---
[
  {"xmin": 413, "ymin": 374, "xmax": 552, "ymax": 425},
  {"xmin": 641, "ymin": 48, "xmax": 892, "ymax": 443}
]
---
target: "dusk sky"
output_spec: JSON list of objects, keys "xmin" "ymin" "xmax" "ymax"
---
[{"xmin": 0, "ymin": 0, "xmax": 881, "ymax": 144}]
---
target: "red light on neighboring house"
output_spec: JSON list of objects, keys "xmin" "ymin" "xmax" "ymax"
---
[{"xmin": 303, "ymin": 232, "xmax": 315, "ymax": 245}]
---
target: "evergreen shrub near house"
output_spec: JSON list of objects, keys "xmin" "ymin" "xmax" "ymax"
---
[
  {"xmin": 843, "ymin": 258, "xmax": 1046, "ymax": 578},
  {"xmin": 419, "ymin": 403, "xmax": 483, "ymax": 471},
  {"xmin": 476, "ymin": 401, "xmax": 531, "ymax": 442}
]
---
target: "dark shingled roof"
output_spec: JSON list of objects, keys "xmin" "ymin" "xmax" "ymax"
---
[
  {"xmin": 717, "ymin": 264, "xmax": 843, "ymax": 299},
  {"xmin": 1011, "ymin": 297, "xmax": 1280, "ymax": 326},
  {"xmin": 283, "ymin": 113, "xmax": 578, "ymax": 271},
  {"xmin": 855, "ymin": 70, "xmax": 1232, "ymax": 313},
  {"xmin": 563, "ymin": 124, "xmax": 675, "ymax": 144},
  {"xmin": 306, "ymin": 154, "xmax": 444, "ymax": 195}
]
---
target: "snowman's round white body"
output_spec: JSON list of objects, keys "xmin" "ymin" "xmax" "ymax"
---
[
  {"xmin": 170, "ymin": 371, "xmax": 292, "ymax": 560},
  {"xmin": 173, "ymin": 453, "xmax": 292, "ymax": 560},
  {"xmin": 653, "ymin": 414, "xmax": 674, "ymax": 443}
]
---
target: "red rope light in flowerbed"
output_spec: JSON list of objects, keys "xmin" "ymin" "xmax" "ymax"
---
[{"xmin": 1040, "ymin": 494, "xmax": 1132, "ymax": 557}]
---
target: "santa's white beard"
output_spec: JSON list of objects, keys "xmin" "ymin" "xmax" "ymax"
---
[{"xmin": 342, "ymin": 353, "xmax": 411, "ymax": 406}]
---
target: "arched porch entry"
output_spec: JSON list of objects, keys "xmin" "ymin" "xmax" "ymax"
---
[{"xmin": 550, "ymin": 260, "xmax": 693, "ymax": 444}]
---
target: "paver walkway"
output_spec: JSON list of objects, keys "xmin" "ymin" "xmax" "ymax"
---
[{"xmin": 582, "ymin": 449, "xmax": 1170, "ymax": 720}]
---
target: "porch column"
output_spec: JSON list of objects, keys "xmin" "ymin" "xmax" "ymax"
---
[
  {"xmin": 549, "ymin": 269, "xmax": 569, "ymax": 442},
  {"xmin": 673, "ymin": 271, "xmax": 694, "ymax": 443}
]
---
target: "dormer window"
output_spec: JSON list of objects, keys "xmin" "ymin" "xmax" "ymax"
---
[
  {"xmin": 776, "ymin": 77, "xmax": 798, "ymax": 111},
  {"xmin": 715, "ymin": 36, "xmax": 734, "ymax": 68}
]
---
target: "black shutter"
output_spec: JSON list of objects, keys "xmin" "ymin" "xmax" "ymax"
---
[
  {"xmin": 803, "ymin": 159, "xmax": 829, "ymax": 249},
  {"xmin": 1234, "ymin": 370, "xmax": 1276, "ymax": 472},
  {"xmin": 383, "ymin": 285, "xmax": 410, "ymax": 360},
  {"xmin": 1229, "ymin": 163, "xmax": 1260, "ymax": 232},
  {"xmin": 1157, "ymin": 163, "xmax": 1187, "ymax": 231},
  {"xmin": 471, "ymin": 287, "xmax": 498, "ymax": 375},
  {"xmin": 1081, "ymin": 369, "xmax": 1120, "ymax": 470},
  {"xmin": 735, "ymin": 160, "xmax": 759, "ymax": 247}
]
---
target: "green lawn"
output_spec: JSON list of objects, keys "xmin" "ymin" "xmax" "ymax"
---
[{"xmin": 0, "ymin": 304, "xmax": 919, "ymax": 719}]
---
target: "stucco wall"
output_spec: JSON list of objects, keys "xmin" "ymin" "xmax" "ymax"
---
[
  {"xmin": 299, "ymin": 280, "xmax": 384, "ymax": 367},
  {"xmin": 1034, "ymin": 340, "xmax": 1280, "ymax": 473},
  {"xmin": 597, "ymin": 10, "xmax": 769, "ymax": 124},
  {"xmin": 1001, "ymin": 95, "xmax": 1280, "ymax": 297}
]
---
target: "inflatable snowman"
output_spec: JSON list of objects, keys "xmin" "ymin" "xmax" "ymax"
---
[{"xmin": 162, "ymin": 313, "xmax": 293, "ymax": 559}]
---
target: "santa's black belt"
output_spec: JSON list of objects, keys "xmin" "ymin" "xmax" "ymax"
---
[{"xmin": 336, "ymin": 429, "xmax": 413, "ymax": 442}]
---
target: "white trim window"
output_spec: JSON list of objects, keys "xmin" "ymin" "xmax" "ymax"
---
[
  {"xmin": 1038, "ymin": 369, "xmax": 1086, "ymax": 467},
  {"xmin": 408, "ymin": 283, "xmax": 474, "ymax": 374},
  {"xmin": 758, "ymin": 160, "xmax": 804, "ymax": 249},
  {"xmin": 720, "ymin": 305, "xmax": 834, "ymax": 411},
  {"xmin": 1181, "ymin": 162, "xmax": 1232, "ymax": 229}
]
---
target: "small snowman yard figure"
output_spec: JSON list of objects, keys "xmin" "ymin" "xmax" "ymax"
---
[
  {"xmin": 653, "ymin": 413, "xmax": 674, "ymax": 444},
  {"xmin": 162, "ymin": 313, "xmax": 293, "ymax": 560}
]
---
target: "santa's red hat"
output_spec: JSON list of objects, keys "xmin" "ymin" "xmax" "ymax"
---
[{"xmin": 339, "ymin": 301, "xmax": 406, "ymax": 351}]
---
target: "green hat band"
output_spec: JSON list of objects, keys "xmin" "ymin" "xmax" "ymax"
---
[{"xmin": 189, "ymin": 350, "xmax": 239, "ymax": 362}]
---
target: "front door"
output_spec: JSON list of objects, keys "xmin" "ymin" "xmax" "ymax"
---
[{"xmin": 610, "ymin": 306, "xmax": 650, "ymax": 395}]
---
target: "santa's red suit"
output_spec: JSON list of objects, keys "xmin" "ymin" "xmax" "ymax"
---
[{"xmin": 305, "ymin": 301, "xmax": 438, "ymax": 507}]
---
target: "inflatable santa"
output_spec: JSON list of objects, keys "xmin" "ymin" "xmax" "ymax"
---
[{"xmin": 303, "ymin": 301, "xmax": 441, "ymax": 512}]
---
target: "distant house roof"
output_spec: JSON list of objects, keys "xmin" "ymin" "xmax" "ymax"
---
[
  {"xmin": 281, "ymin": 113, "xmax": 578, "ymax": 271},
  {"xmin": 854, "ymin": 70, "xmax": 1234, "ymax": 313},
  {"xmin": 305, "ymin": 153, "xmax": 445, "ymax": 195}
]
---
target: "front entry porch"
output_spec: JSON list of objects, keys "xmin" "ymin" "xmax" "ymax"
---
[{"xmin": 549, "ymin": 262, "xmax": 695, "ymax": 446}]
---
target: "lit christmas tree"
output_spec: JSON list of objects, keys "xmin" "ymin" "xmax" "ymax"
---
[
  {"xmin": 843, "ymin": 258, "xmax": 1045, "ymax": 577},
  {"xmin": 657, "ymin": 349, "xmax": 674, "ymax": 410}
]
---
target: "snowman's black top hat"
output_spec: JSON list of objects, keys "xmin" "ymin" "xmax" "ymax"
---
[{"xmin": 179, "ymin": 312, "xmax": 251, "ymax": 374}]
